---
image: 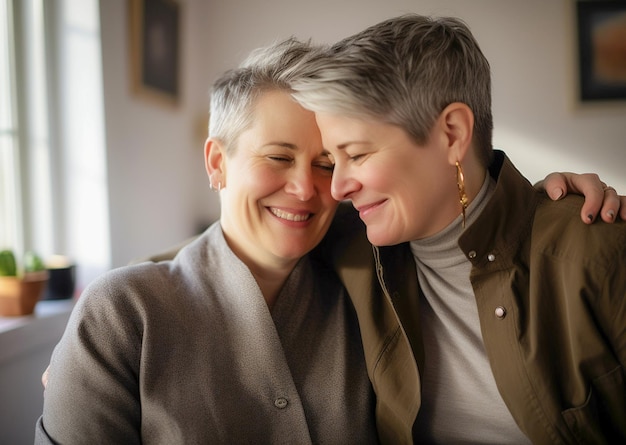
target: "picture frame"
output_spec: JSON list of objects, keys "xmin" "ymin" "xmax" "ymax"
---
[
  {"xmin": 576, "ymin": 1, "xmax": 626, "ymax": 101},
  {"xmin": 129, "ymin": 0, "xmax": 181, "ymax": 106}
]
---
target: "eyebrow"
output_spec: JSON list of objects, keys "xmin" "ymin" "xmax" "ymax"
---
[
  {"xmin": 263, "ymin": 141, "xmax": 297, "ymax": 149},
  {"xmin": 336, "ymin": 141, "xmax": 369, "ymax": 150}
]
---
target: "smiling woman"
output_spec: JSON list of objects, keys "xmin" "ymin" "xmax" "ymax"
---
[
  {"xmin": 207, "ymin": 90, "xmax": 337, "ymax": 297},
  {"xmin": 35, "ymin": 38, "xmax": 377, "ymax": 445},
  {"xmin": 291, "ymin": 14, "xmax": 626, "ymax": 443}
]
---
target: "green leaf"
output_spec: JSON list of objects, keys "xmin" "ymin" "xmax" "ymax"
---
[
  {"xmin": 23, "ymin": 251, "xmax": 46, "ymax": 272},
  {"xmin": 0, "ymin": 250, "xmax": 18, "ymax": 276}
]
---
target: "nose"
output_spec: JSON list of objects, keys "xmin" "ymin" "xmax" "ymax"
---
[
  {"xmin": 285, "ymin": 168, "xmax": 316, "ymax": 201},
  {"xmin": 330, "ymin": 165, "xmax": 359, "ymax": 201}
]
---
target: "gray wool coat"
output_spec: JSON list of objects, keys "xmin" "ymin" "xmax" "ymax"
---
[{"xmin": 35, "ymin": 223, "xmax": 378, "ymax": 444}]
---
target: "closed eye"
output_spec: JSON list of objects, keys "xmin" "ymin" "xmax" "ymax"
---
[
  {"xmin": 348, "ymin": 154, "xmax": 365, "ymax": 161},
  {"xmin": 268, "ymin": 155, "xmax": 292, "ymax": 163},
  {"xmin": 314, "ymin": 162, "xmax": 334, "ymax": 174}
]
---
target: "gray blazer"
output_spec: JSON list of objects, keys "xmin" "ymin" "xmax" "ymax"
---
[{"xmin": 36, "ymin": 223, "xmax": 377, "ymax": 444}]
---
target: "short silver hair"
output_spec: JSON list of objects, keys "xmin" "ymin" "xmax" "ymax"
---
[
  {"xmin": 208, "ymin": 38, "xmax": 314, "ymax": 153},
  {"xmin": 292, "ymin": 14, "xmax": 494, "ymax": 166}
]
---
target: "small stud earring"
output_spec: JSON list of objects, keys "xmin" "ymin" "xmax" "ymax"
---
[{"xmin": 209, "ymin": 175, "xmax": 222, "ymax": 192}]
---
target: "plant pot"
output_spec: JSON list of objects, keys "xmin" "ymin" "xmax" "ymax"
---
[
  {"xmin": 43, "ymin": 256, "xmax": 76, "ymax": 300},
  {"xmin": 0, "ymin": 271, "xmax": 49, "ymax": 316}
]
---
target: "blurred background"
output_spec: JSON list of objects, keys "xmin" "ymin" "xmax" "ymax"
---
[{"xmin": 2, "ymin": 0, "xmax": 625, "ymax": 292}]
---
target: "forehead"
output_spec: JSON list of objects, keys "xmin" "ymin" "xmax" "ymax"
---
[
  {"xmin": 247, "ymin": 90, "xmax": 321, "ymax": 144},
  {"xmin": 229, "ymin": 90, "xmax": 327, "ymax": 159},
  {"xmin": 314, "ymin": 112, "xmax": 389, "ymax": 149}
]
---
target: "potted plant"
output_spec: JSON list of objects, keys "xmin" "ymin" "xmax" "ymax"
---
[{"xmin": 0, "ymin": 249, "xmax": 49, "ymax": 316}]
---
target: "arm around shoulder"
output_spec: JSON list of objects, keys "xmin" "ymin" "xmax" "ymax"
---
[{"xmin": 37, "ymin": 271, "xmax": 144, "ymax": 444}]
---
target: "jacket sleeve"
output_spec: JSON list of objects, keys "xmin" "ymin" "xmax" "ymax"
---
[
  {"xmin": 600, "ymin": 234, "xmax": 626, "ymax": 367},
  {"xmin": 36, "ymin": 273, "xmax": 143, "ymax": 444}
]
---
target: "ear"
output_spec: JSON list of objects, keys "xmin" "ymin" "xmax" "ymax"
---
[
  {"xmin": 204, "ymin": 138, "xmax": 225, "ymax": 186},
  {"xmin": 439, "ymin": 102, "xmax": 474, "ymax": 166}
]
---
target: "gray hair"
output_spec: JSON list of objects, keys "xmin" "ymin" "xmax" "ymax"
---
[
  {"xmin": 208, "ymin": 37, "xmax": 314, "ymax": 153},
  {"xmin": 291, "ymin": 14, "xmax": 494, "ymax": 166}
]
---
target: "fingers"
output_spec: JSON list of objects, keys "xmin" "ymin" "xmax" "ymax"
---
[
  {"xmin": 542, "ymin": 172, "xmax": 625, "ymax": 223},
  {"xmin": 537, "ymin": 173, "xmax": 566, "ymax": 201},
  {"xmin": 607, "ymin": 189, "xmax": 626, "ymax": 222},
  {"xmin": 598, "ymin": 186, "xmax": 620, "ymax": 223},
  {"xmin": 576, "ymin": 173, "xmax": 606, "ymax": 224},
  {"xmin": 543, "ymin": 172, "xmax": 604, "ymax": 223}
]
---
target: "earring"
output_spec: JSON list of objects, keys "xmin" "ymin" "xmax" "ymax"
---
[
  {"xmin": 209, "ymin": 174, "xmax": 222, "ymax": 192},
  {"xmin": 456, "ymin": 161, "xmax": 469, "ymax": 228}
]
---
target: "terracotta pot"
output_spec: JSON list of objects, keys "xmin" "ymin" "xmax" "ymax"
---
[{"xmin": 0, "ymin": 271, "xmax": 49, "ymax": 316}]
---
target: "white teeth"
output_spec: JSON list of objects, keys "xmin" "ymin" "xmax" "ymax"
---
[{"xmin": 270, "ymin": 208, "xmax": 311, "ymax": 222}]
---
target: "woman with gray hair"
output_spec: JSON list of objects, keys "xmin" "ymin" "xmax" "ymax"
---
[
  {"xmin": 292, "ymin": 14, "xmax": 626, "ymax": 444},
  {"xmin": 35, "ymin": 27, "xmax": 622, "ymax": 444},
  {"xmin": 35, "ymin": 38, "xmax": 378, "ymax": 444}
]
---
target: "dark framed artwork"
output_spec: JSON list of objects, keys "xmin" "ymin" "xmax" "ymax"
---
[
  {"xmin": 576, "ymin": 1, "xmax": 626, "ymax": 101},
  {"xmin": 130, "ymin": 0, "xmax": 181, "ymax": 106}
]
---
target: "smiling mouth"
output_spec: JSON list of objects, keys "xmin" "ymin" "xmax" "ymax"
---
[
  {"xmin": 356, "ymin": 200, "xmax": 386, "ymax": 218},
  {"xmin": 270, "ymin": 208, "xmax": 312, "ymax": 222}
]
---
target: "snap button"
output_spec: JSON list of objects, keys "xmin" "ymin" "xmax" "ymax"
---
[
  {"xmin": 274, "ymin": 397, "xmax": 288, "ymax": 409},
  {"xmin": 468, "ymin": 250, "xmax": 477, "ymax": 259},
  {"xmin": 487, "ymin": 253, "xmax": 496, "ymax": 262},
  {"xmin": 495, "ymin": 306, "xmax": 506, "ymax": 319}
]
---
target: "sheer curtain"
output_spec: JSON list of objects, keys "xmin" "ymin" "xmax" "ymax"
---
[{"xmin": 0, "ymin": 0, "xmax": 110, "ymax": 291}]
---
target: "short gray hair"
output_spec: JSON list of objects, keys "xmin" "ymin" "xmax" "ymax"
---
[
  {"xmin": 208, "ymin": 38, "xmax": 314, "ymax": 153},
  {"xmin": 292, "ymin": 14, "xmax": 494, "ymax": 166}
]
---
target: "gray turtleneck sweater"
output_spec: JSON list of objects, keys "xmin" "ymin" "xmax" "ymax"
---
[{"xmin": 410, "ymin": 175, "xmax": 531, "ymax": 444}]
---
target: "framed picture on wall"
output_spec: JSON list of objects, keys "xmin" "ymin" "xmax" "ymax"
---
[
  {"xmin": 129, "ymin": 0, "xmax": 181, "ymax": 106},
  {"xmin": 576, "ymin": 1, "xmax": 626, "ymax": 101}
]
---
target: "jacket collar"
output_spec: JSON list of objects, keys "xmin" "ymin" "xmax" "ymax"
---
[{"xmin": 458, "ymin": 150, "xmax": 540, "ymax": 270}]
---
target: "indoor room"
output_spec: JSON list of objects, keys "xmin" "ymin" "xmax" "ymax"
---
[{"xmin": 1, "ymin": 0, "xmax": 625, "ymax": 443}]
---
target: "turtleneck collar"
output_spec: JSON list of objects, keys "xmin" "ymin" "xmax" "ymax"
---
[{"xmin": 410, "ymin": 171, "xmax": 495, "ymax": 268}]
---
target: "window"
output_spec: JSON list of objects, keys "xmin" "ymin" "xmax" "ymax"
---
[
  {"xmin": 0, "ymin": 0, "xmax": 110, "ymax": 290},
  {"xmin": 1, "ymin": 0, "xmax": 56, "ymax": 261},
  {"xmin": 0, "ymin": 0, "xmax": 21, "ymax": 252}
]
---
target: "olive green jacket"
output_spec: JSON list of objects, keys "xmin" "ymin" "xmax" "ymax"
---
[{"xmin": 315, "ymin": 151, "xmax": 626, "ymax": 444}]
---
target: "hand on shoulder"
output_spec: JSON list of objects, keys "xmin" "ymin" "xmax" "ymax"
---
[{"xmin": 538, "ymin": 172, "xmax": 625, "ymax": 224}]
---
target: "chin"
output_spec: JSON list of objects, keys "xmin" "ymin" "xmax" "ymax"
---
[
  {"xmin": 366, "ymin": 229, "xmax": 401, "ymax": 247},
  {"xmin": 275, "ymin": 244, "xmax": 315, "ymax": 261}
]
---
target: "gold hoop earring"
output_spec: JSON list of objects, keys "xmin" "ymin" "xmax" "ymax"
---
[{"xmin": 456, "ymin": 161, "xmax": 469, "ymax": 228}]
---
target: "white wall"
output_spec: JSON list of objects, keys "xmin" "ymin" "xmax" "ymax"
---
[
  {"xmin": 99, "ymin": 0, "xmax": 217, "ymax": 267},
  {"xmin": 100, "ymin": 0, "xmax": 626, "ymax": 267}
]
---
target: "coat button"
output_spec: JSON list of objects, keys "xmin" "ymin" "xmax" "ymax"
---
[
  {"xmin": 468, "ymin": 250, "xmax": 477, "ymax": 259},
  {"xmin": 274, "ymin": 397, "xmax": 288, "ymax": 409},
  {"xmin": 487, "ymin": 253, "xmax": 496, "ymax": 262},
  {"xmin": 495, "ymin": 306, "xmax": 506, "ymax": 319}
]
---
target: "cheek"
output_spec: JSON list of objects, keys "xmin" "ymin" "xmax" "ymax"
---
[
  {"xmin": 239, "ymin": 166, "xmax": 282, "ymax": 196},
  {"xmin": 318, "ymin": 185, "xmax": 338, "ymax": 214},
  {"xmin": 361, "ymin": 163, "xmax": 395, "ymax": 192},
  {"xmin": 311, "ymin": 168, "xmax": 332, "ymax": 191}
]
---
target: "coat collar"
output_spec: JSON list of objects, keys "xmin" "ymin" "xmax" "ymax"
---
[{"xmin": 458, "ymin": 150, "xmax": 541, "ymax": 270}]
